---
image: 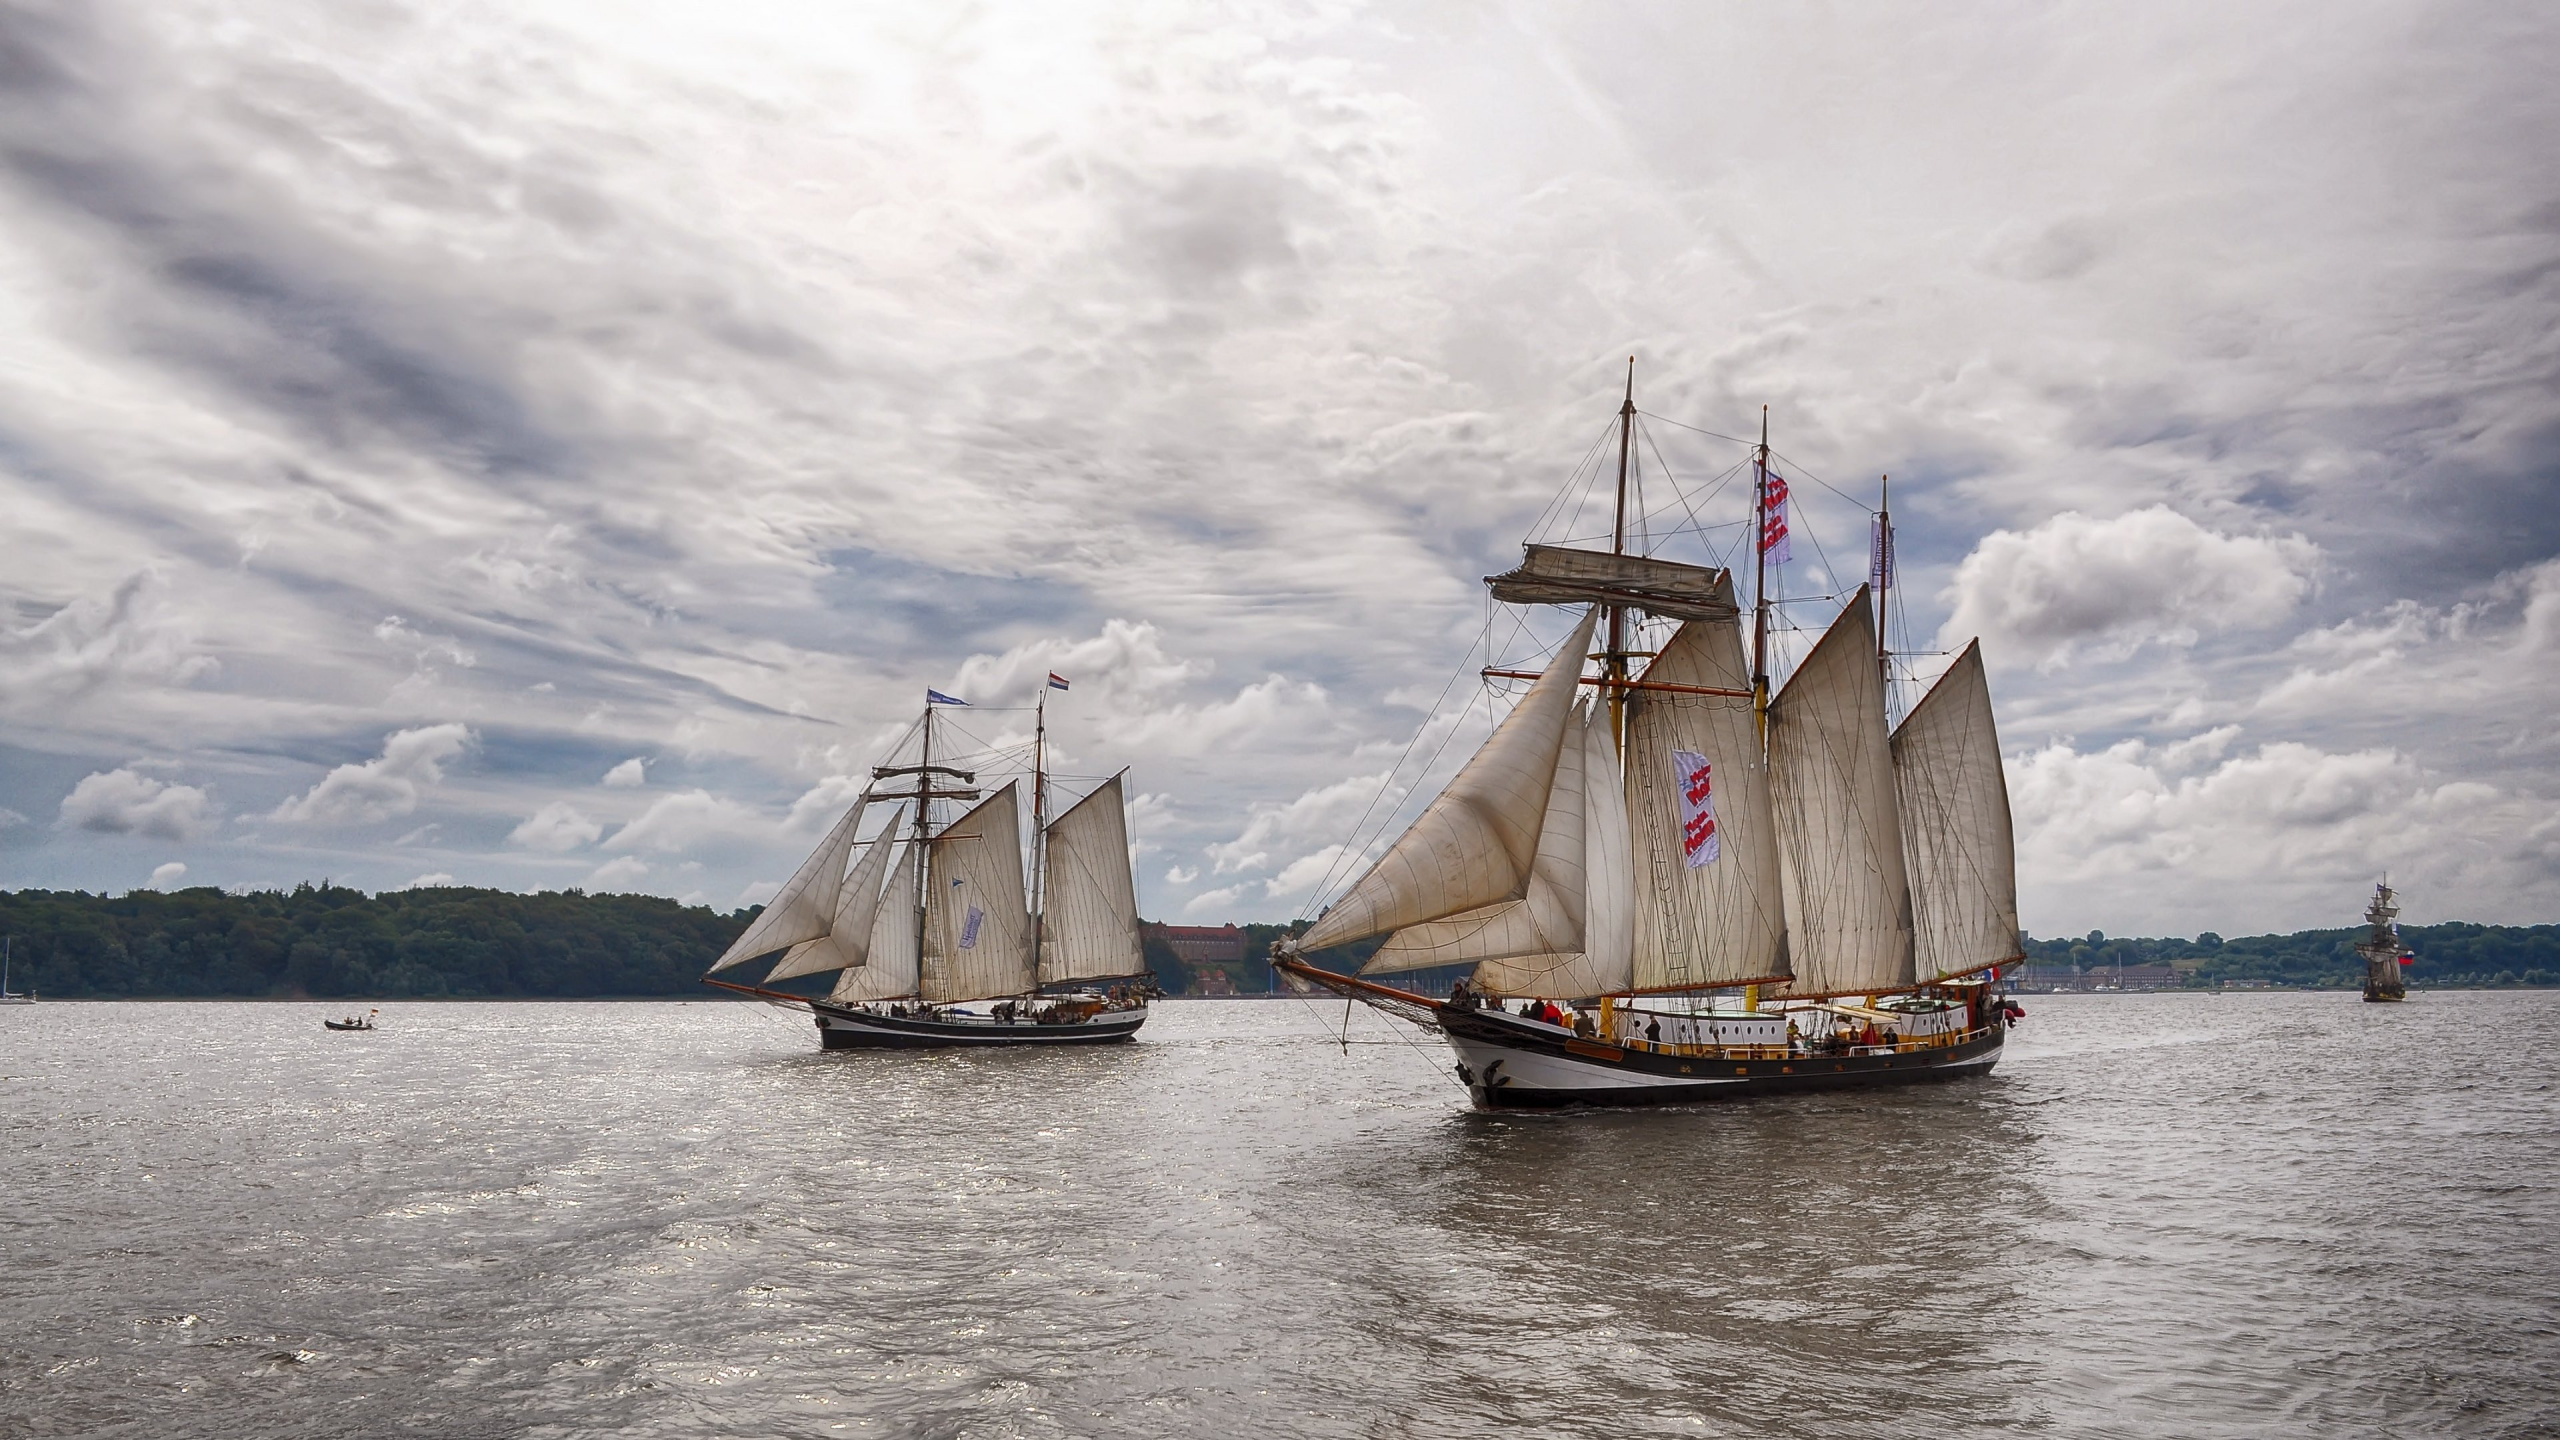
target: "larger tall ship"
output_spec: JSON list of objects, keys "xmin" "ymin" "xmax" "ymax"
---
[
  {"xmin": 704, "ymin": 687, "xmax": 1152, "ymax": 1047},
  {"xmin": 1276, "ymin": 371, "xmax": 2025, "ymax": 1108}
]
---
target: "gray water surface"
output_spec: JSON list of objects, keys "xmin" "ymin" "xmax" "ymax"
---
[{"xmin": 3, "ymin": 992, "xmax": 2555, "ymax": 1438}]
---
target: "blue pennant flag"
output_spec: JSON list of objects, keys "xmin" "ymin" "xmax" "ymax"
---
[{"xmin": 925, "ymin": 689, "xmax": 969, "ymax": 706}]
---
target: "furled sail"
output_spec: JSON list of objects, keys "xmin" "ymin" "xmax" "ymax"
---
[
  {"xmin": 762, "ymin": 807, "xmax": 904, "ymax": 982},
  {"xmin": 1622, "ymin": 593, "xmax": 1791, "ymax": 991},
  {"xmin": 1039, "ymin": 773, "xmax": 1147, "ymax": 985},
  {"xmin": 1486, "ymin": 546, "xmax": 1738, "ymax": 622},
  {"xmin": 1891, "ymin": 640, "xmax": 2022, "ymax": 982},
  {"xmin": 705, "ymin": 797, "xmax": 866, "ymax": 973},
  {"xmin": 1465, "ymin": 701, "xmax": 1637, "ymax": 997},
  {"xmin": 830, "ymin": 841, "xmax": 920, "ymax": 1002},
  {"xmin": 1769, "ymin": 589, "xmax": 1915, "ymax": 996},
  {"xmin": 1295, "ymin": 610, "xmax": 1598, "ymax": 955},
  {"xmin": 921, "ymin": 782, "xmax": 1035, "ymax": 1003}
]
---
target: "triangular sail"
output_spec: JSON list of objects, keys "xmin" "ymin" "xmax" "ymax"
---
[
  {"xmin": 1621, "ymin": 591, "xmax": 1791, "ymax": 991},
  {"xmin": 1891, "ymin": 640, "xmax": 2021, "ymax": 981},
  {"xmin": 1039, "ymin": 774, "xmax": 1147, "ymax": 985},
  {"xmin": 1769, "ymin": 589, "xmax": 1915, "ymax": 996},
  {"xmin": 1296, "ymin": 609, "xmax": 1598, "ymax": 955},
  {"xmin": 762, "ymin": 808, "xmax": 903, "ymax": 982},
  {"xmin": 1468, "ymin": 701, "xmax": 1637, "ymax": 998},
  {"xmin": 921, "ymin": 783, "xmax": 1035, "ymax": 1003},
  {"xmin": 830, "ymin": 841, "xmax": 920, "ymax": 1002},
  {"xmin": 706, "ymin": 797, "xmax": 866, "ymax": 973}
]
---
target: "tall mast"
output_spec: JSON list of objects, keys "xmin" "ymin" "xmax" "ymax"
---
[
  {"xmin": 913, "ymin": 699, "xmax": 934, "ymax": 996},
  {"xmin": 1607, "ymin": 357, "xmax": 1635, "ymax": 745},
  {"xmin": 1029, "ymin": 686, "xmax": 1048, "ymax": 995},
  {"xmin": 1875, "ymin": 474, "xmax": 1892, "ymax": 706},
  {"xmin": 1751, "ymin": 405, "xmax": 1771, "ymax": 742}
]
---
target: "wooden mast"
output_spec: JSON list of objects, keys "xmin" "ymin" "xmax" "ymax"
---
[
  {"xmin": 1875, "ymin": 474, "xmax": 1892, "ymax": 706},
  {"xmin": 913, "ymin": 698, "xmax": 935, "ymax": 1002},
  {"xmin": 1751, "ymin": 405, "xmax": 1771, "ymax": 741},
  {"xmin": 1029, "ymin": 685, "xmax": 1048, "ymax": 998},
  {"xmin": 1608, "ymin": 358, "xmax": 1635, "ymax": 745}
]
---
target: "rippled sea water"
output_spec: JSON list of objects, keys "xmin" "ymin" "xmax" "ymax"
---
[{"xmin": 3, "ymin": 992, "xmax": 2556, "ymax": 1438}]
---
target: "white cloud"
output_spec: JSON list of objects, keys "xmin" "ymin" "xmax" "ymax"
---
[
  {"xmin": 402, "ymin": 872, "xmax": 457, "ymax": 889},
  {"xmin": 508, "ymin": 801, "xmax": 602, "ymax": 852},
  {"xmin": 1183, "ymin": 884, "xmax": 1244, "ymax": 917},
  {"xmin": 148, "ymin": 861, "xmax": 186, "ymax": 888},
  {"xmin": 602, "ymin": 757, "xmax": 647, "ymax": 788},
  {"xmin": 733, "ymin": 879, "xmax": 780, "ymax": 909},
  {"xmin": 269, "ymin": 725, "xmax": 475, "ymax": 826},
  {"xmin": 1942, "ymin": 507, "xmax": 2319, "ymax": 668},
  {"xmin": 1163, "ymin": 864, "xmax": 1198, "ymax": 885},
  {"xmin": 59, "ymin": 768, "xmax": 215, "ymax": 841},
  {"xmin": 1208, "ymin": 772, "xmax": 1394, "ymax": 876},
  {"xmin": 783, "ymin": 775, "xmax": 866, "ymax": 833},
  {"xmin": 605, "ymin": 789, "xmax": 767, "ymax": 855},
  {"xmin": 587, "ymin": 855, "xmax": 651, "ymax": 890},
  {"xmin": 0, "ymin": 571, "xmax": 217, "ymax": 713}
]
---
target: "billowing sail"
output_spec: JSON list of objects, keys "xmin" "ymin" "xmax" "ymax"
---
[
  {"xmin": 1296, "ymin": 610, "xmax": 1598, "ymax": 955},
  {"xmin": 1769, "ymin": 589, "xmax": 1915, "ymax": 996},
  {"xmin": 830, "ymin": 841, "xmax": 920, "ymax": 1002},
  {"xmin": 1622, "ymin": 595, "xmax": 1790, "ymax": 991},
  {"xmin": 706, "ymin": 797, "xmax": 866, "ymax": 973},
  {"xmin": 1466, "ymin": 701, "xmax": 1637, "ymax": 998},
  {"xmin": 762, "ymin": 808, "xmax": 903, "ymax": 982},
  {"xmin": 921, "ymin": 783, "xmax": 1035, "ymax": 1003},
  {"xmin": 1891, "ymin": 640, "xmax": 2021, "ymax": 981},
  {"xmin": 1039, "ymin": 774, "xmax": 1147, "ymax": 985}
]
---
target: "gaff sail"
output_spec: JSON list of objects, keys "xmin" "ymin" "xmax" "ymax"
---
[
  {"xmin": 706, "ymin": 797, "xmax": 866, "ymax": 973},
  {"xmin": 922, "ymin": 783, "xmax": 1036, "ymax": 1003},
  {"xmin": 1039, "ymin": 773, "xmax": 1148, "ymax": 985},
  {"xmin": 830, "ymin": 841, "xmax": 921, "ymax": 1002},
  {"xmin": 1769, "ymin": 588, "xmax": 1916, "ymax": 997},
  {"xmin": 1891, "ymin": 640, "xmax": 2022, "ymax": 981}
]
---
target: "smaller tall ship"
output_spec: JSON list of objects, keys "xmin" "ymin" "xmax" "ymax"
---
[
  {"xmin": 2357, "ymin": 880, "xmax": 2414, "ymax": 1003},
  {"xmin": 703, "ymin": 682, "xmax": 1153, "ymax": 1048},
  {"xmin": 1275, "ymin": 369, "xmax": 2025, "ymax": 1109}
]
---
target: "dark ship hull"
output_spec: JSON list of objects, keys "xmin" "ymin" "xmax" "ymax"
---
[
  {"xmin": 1441, "ymin": 1003, "xmax": 2004, "ymax": 1109},
  {"xmin": 810, "ymin": 1000, "xmax": 1146, "ymax": 1049}
]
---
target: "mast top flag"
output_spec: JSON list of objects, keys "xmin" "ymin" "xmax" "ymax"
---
[{"xmin": 926, "ymin": 689, "xmax": 970, "ymax": 706}]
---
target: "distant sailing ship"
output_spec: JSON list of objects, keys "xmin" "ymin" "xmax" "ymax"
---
[
  {"xmin": 0, "ymin": 936, "xmax": 31, "ymax": 1004},
  {"xmin": 704, "ymin": 683, "xmax": 1153, "ymax": 1047},
  {"xmin": 2357, "ymin": 881, "xmax": 2413, "ymax": 1003},
  {"xmin": 1275, "ymin": 370, "xmax": 2026, "ymax": 1108}
]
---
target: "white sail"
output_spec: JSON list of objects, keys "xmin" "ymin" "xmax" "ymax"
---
[
  {"xmin": 921, "ymin": 782, "xmax": 1036, "ymax": 1003},
  {"xmin": 1468, "ymin": 701, "xmax": 1637, "ymax": 998},
  {"xmin": 830, "ymin": 840, "xmax": 921, "ymax": 1002},
  {"xmin": 1297, "ymin": 609, "xmax": 1598, "ymax": 955},
  {"xmin": 1769, "ymin": 589, "xmax": 1915, "ymax": 997},
  {"xmin": 761, "ymin": 810, "xmax": 903, "ymax": 982},
  {"xmin": 1891, "ymin": 640, "xmax": 2021, "ymax": 981},
  {"xmin": 1039, "ymin": 773, "xmax": 1147, "ymax": 985},
  {"xmin": 1622, "ymin": 598, "xmax": 1791, "ymax": 991},
  {"xmin": 706, "ymin": 797, "xmax": 866, "ymax": 973}
]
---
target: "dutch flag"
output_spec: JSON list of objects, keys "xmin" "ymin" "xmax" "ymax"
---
[{"xmin": 1047, "ymin": 673, "xmax": 1071, "ymax": 691}]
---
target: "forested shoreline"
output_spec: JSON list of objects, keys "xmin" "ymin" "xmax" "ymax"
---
[{"xmin": 0, "ymin": 884, "xmax": 2553, "ymax": 999}]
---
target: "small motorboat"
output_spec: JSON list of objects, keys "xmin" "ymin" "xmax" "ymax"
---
[{"xmin": 324, "ymin": 1009, "xmax": 380, "ymax": 1032}]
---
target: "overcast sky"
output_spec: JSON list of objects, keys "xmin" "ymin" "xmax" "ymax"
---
[{"xmin": 2, "ymin": 0, "xmax": 2554, "ymax": 938}]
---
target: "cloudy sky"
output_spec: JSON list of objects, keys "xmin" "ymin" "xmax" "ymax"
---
[{"xmin": 2, "ymin": 0, "xmax": 2554, "ymax": 938}]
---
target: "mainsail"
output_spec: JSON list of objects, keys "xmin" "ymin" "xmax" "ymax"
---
[
  {"xmin": 706, "ymin": 797, "xmax": 866, "ymax": 972},
  {"xmin": 1769, "ymin": 588, "xmax": 1915, "ymax": 996},
  {"xmin": 762, "ymin": 809, "xmax": 903, "ymax": 982},
  {"xmin": 922, "ymin": 782, "xmax": 1035, "ymax": 1003},
  {"xmin": 1891, "ymin": 640, "xmax": 2022, "ymax": 981},
  {"xmin": 1295, "ymin": 609, "xmax": 1599, "ymax": 955},
  {"xmin": 1039, "ymin": 773, "xmax": 1147, "ymax": 985},
  {"xmin": 1622, "ymin": 591, "xmax": 1791, "ymax": 991},
  {"xmin": 830, "ymin": 840, "xmax": 921, "ymax": 1002}
]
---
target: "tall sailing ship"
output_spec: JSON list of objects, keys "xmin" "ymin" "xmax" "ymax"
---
[
  {"xmin": 703, "ymin": 686, "xmax": 1153, "ymax": 1048},
  {"xmin": 2356, "ymin": 880, "xmax": 2413, "ymax": 1003},
  {"xmin": 1275, "ymin": 371, "xmax": 2027, "ymax": 1109}
]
